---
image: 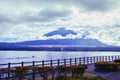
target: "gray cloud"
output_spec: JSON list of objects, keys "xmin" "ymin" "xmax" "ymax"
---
[
  {"xmin": 30, "ymin": 0, "xmax": 118, "ymax": 11},
  {"xmin": 38, "ymin": 9, "xmax": 72, "ymax": 22},
  {"xmin": 80, "ymin": 0, "xmax": 109, "ymax": 11},
  {"xmin": 0, "ymin": 9, "xmax": 72, "ymax": 23},
  {"xmin": 0, "ymin": 0, "xmax": 118, "ymax": 24},
  {"xmin": 73, "ymin": 0, "xmax": 118, "ymax": 11},
  {"xmin": 0, "ymin": 14, "xmax": 11, "ymax": 23},
  {"xmin": 10, "ymin": 9, "xmax": 71, "ymax": 23}
]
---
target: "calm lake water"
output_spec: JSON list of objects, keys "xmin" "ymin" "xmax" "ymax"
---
[{"xmin": 0, "ymin": 51, "xmax": 120, "ymax": 64}]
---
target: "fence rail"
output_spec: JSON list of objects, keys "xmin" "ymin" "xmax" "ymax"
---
[{"xmin": 0, "ymin": 55, "xmax": 120, "ymax": 80}]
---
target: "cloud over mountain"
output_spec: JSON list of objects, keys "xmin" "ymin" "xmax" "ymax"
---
[
  {"xmin": 0, "ymin": 0, "xmax": 120, "ymax": 46},
  {"xmin": 44, "ymin": 28, "xmax": 77, "ymax": 37}
]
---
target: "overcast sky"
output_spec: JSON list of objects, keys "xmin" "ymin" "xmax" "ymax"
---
[{"xmin": 0, "ymin": 0, "xmax": 120, "ymax": 46}]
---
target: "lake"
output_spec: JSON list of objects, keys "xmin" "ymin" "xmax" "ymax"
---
[{"xmin": 0, "ymin": 51, "xmax": 120, "ymax": 64}]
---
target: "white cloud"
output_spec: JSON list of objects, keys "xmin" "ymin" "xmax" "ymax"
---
[{"xmin": 0, "ymin": 0, "xmax": 120, "ymax": 46}]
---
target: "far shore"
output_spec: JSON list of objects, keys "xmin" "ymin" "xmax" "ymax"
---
[{"xmin": 0, "ymin": 46, "xmax": 120, "ymax": 52}]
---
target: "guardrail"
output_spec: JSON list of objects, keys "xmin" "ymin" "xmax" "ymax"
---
[{"xmin": 0, "ymin": 55, "xmax": 120, "ymax": 80}]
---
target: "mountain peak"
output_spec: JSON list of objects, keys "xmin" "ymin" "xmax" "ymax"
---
[{"xmin": 43, "ymin": 28, "xmax": 77, "ymax": 37}]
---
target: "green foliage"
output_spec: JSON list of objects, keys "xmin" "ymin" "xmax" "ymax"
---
[
  {"xmin": 56, "ymin": 65, "xmax": 87, "ymax": 76},
  {"xmin": 94, "ymin": 61, "xmax": 119, "ymax": 71},
  {"xmin": 13, "ymin": 66, "xmax": 28, "ymax": 80}
]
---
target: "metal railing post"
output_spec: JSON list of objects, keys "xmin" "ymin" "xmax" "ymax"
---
[
  {"xmin": 75, "ymin": 58, "xmax": 77, "ymax": 65},
  {"xmin": 32, "ymin": 61, "xmax": 35, "ymax": 80},
  {"xmin": 93, "ymin": 56, "xmax": 96, "ymax": 63},
  {"xmin": 70, "ymin": 58, "xmax": 72, "ymax": 66},
  {"xmin": 8, "ymin": 63, "xmax": 10, "ymax": 79},
  {"xmin": 83, "ymin": 57, "xmax": 85, "ymax": 64},
  {"xmin": 90, "ymin": 57, "xmax": 92, "ymax": 64},
  {"xmin": 42, "ymin": 60, "xmax": 44, "ymax": 67},
  {"xmin": 64, "ymin": 59, "xmax": 66, "ymax": 66},
  {"xmin": 50, "ymin": 60, "xmax": 53, "ymax": 67},
  {"xmin": 58, "ymin": 59, "xmax": 60, "ymax": 66},
  {"xmin": 79, "ymin": 58, "xmax": 81, "ymax": 64},
  {"xmin": 22, "ymin": 62, "xmax": 24, "ymax": 67},
  {"xmin": 112, "ymin": 56, "xmax": 114, "ymax": 61}
]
